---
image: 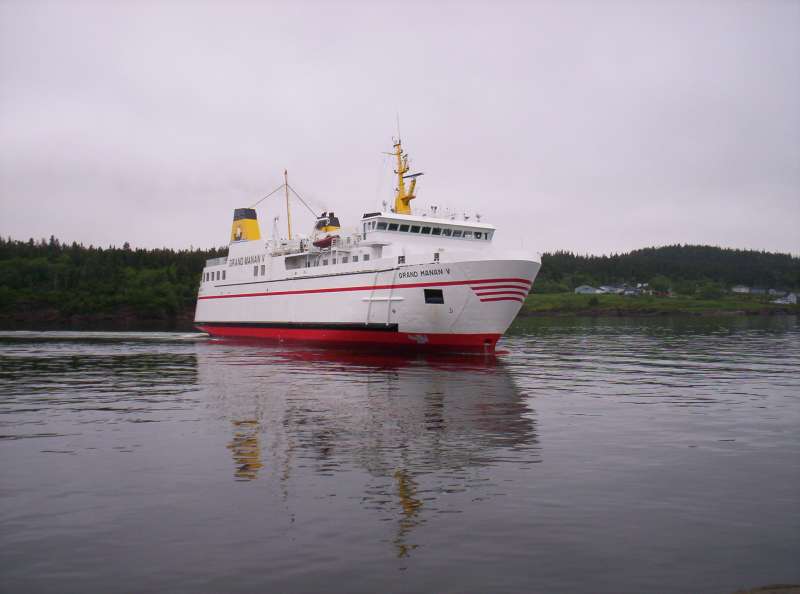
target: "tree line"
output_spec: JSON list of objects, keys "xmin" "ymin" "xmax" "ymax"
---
[
  {"xmin": 0, "ymin": 238, "xmax": 798, "ymax": 325},
  {"xmin": 0, "ymin": 237, "xmax": 226, "ymax": 322},
  {"xmin": 535, "ymin": 245, "xmax": 800, "ymax": 294}
]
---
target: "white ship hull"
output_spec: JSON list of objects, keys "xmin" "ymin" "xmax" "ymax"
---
[{"xmin": 196, "ymin": 256, "xmax": 539, "ymax": 351}]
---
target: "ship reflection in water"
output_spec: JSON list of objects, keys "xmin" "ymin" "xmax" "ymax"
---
[
  {"xmin": 227, "ymin": 419, "xmax": 263, "ymax": 481},
  {"xmin": 203, "ymin": 341, "xmax": 538, "ymax": 559}
]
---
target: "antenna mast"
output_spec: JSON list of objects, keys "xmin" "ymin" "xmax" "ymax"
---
[
  {"xmin": 390, "ymin": 137, "xmax": 423, "ymax": 215},
  {"xmin": 284, "ymin": 169, "xmax": 292, "ymax": 240}
]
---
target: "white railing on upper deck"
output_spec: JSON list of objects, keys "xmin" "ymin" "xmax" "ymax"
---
[
  {"xmin": 409, "ymin": 206, "xmax": 485, "ymax": 223},
  {"xmin": 205, "ymin": 256, "xmax": 228, "ymax": 267}
]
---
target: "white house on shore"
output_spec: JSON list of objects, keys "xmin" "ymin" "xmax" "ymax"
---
[
  {"xmin": 731, "ymin": 285, "xmax": 750, "ymax": 294},
  {"xmin": 772, "ymin": 292, "xmax": 797, "ymax": 305},
  {"xmin": 575, "ymin": 285, "xmax": 599, "ymax": 295}
]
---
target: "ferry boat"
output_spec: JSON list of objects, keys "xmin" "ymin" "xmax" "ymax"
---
[{"xmin": 194, "ymin": 139, "xmax": 541, "ymax": 351}]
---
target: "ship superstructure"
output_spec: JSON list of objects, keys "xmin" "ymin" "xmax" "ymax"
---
[{"xmin": 194, "ymin": 139, "xmax": 540, "ymax": 351}]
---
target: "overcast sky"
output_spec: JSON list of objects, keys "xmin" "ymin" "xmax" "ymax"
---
[{"xmin": 1, "ymin": 0, "xmax": 798, "ymax": 255}]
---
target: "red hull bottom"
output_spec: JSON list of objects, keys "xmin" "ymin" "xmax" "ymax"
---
[{"xmin": 196, "ymin": 325, "xmax": 502, "ymax": 352}]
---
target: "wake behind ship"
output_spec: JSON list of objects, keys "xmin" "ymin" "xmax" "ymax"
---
[{"xmin": 194, "ymin": 139, "xmax": 540, "ymax": 351}]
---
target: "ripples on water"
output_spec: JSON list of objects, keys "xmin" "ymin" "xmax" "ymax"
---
[{"xmin": 0, "ymin": 319, "xmax": 798, "ymax": 594}]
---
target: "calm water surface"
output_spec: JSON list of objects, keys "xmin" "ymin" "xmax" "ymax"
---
[{"xmin": 1, "ymin": 317, "xmax": 799, "ymax": 594}]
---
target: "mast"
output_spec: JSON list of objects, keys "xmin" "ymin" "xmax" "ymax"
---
[
  {"xmin": 284, "ymin": 169, "xmax": 292, "ymax": 240},
  {"xmin": 391, "ymin": 139, "xmax": 422, "ymax": 215}
]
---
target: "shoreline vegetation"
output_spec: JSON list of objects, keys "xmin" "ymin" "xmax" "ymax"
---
[
  {"xmin": 0, "ymin": 237, "xmax": 797, "ymax": 331},
  {"xmin": 519, "ymin": 293, "xmax": 799, "ymax": 318}
]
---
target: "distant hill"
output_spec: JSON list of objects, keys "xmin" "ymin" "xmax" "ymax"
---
[
  {"xmin": 0, "ymin": 238, "xmax": 797, "ymax": 328},
  {"xmin": 536, "ymin": 245, "xmax": 800, "ymax": 293}
]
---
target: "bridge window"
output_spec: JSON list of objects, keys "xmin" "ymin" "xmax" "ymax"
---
[
  {"xmin": 388, "ymin": 223, "xmax": 398, "ymax": 231},
  {"xmin": 452, "ymin": 230, "xmax": 463, "ymax": 238},
  {"xmin": 432, "ymin": 227, "xmax": 442, "ymax": 235},
  {"xmin": 363, "ymin": 254, "xmax": 370, "ymax": 261},
  {"xmin": 352, "ymin": 255, "xmax": 359, "ymax": 262},
  {"xmin": 421, "ymin": 227, "xmax": 431, "ymax": 235},
  {"xmin": 377, "ymin": 222, "xmax": 387, "ymax": 230},
  {"xmin": 442, "ymin": 228, "xmax": 452, "ymax": 237},
  {"xmin": 342, "ymin": 256, "xmax": 349, "ymax": 263},
  {"xmin": 222, "ymin": 271, "xmax": 226, "ymax": 280},
  {"xmin": 463, "ymin": 231, "xmax": 473, "ymax": 239},
  {"xmin": 332, "ymin": 258, "xmax": 337, "ymax": 264},
  {"xmin": 424, "ymin": 289, "xmax": 444, "ymax": 304},
  {"xmin": 216, "ymin": 271, "xmax": 220, "ymax": 280},
  {"xmin": 398, "ymin": 256, "xmax": 405, "ymax": 264},
  {"xmin": 399, "ymin": 224, "xmax": 409, "ymax": 232},
  {"xmin": 253, "ymin": 266, "xmax": 258, "ymax": 276},
  {"xmin": 410, "ymin": 225, "xmax": 420, "ymax": 233},
  {"xmin": 322, "ymin": 259, "xmax": 328, "ymax": 265}
]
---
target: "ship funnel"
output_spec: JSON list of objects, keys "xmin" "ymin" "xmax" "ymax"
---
[
  {"xmin": 230, "ymin": 208, "xmax": 262, "ymax": 242},
  {"xmin": 314, "ymin": 211, "xmax": 341, "ymax": 233}
]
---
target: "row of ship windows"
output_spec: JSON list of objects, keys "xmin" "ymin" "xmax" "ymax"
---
[
  {"xmin": 204, "ymin": 255, "xmax": 376, "ymax": 282},
  {"xmin": 367, "ymin": 221, "xmax": 491, "ymax": 240},
  {"xmin": 316, "ymin": 254, "xmax": 369, "ymax": 267},
  {"xmin": 253, "ymin": 253, "xmax": 371, "ymax": 276}
]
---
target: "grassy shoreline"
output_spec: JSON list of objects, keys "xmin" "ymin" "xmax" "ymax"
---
[{"xmin": 520, "ymin": 293, "xmax": 799, "ymax": 317}]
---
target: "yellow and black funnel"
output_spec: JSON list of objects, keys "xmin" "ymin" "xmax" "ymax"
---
[{"xmin": 230, "ymin": 208, "xmax": 261, "ymax": 242}]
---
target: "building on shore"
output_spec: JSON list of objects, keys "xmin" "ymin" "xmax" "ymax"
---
[
  {"xmin": 772, "ymin": 292, "xmax": 797, "ymax": 305},
  {"xmin": 574, "ymin": 285, "xmax": 599, "ymax": 295},
  {"xmin": 598, "ymin": 285, "xmax": 624, "ymax": 295}
]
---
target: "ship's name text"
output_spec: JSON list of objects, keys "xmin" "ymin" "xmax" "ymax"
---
[
  {"xmin": 398, "ymin": 267, "xmax": 449, "ymax": 279},
  {"xmin": 228, "ymin": 254, "xmax": 266, "ymax": 267}
]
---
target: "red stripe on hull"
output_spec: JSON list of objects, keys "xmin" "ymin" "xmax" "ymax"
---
[
  {"xmin": 199, "ymin": 277, "xmax": 532, "ymax": 301},
  {"xmin": 470, "ymin": 284, "xmax": 531, "ymax": 291},
  {"xmin": 479, "ymin": 296, "xmax": 524, "ymax": 303},
  {"xmin": 474, "ymin": 290, "xmax": 529, "ymax": 298},
  {"xmin": 196, "ymin": 325, "xmax": 502, "ymax": 352}
]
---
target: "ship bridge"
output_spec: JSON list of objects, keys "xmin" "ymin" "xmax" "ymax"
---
[{"xmin": 359, "ymin": 212, "xmax": 495, "ymax": 244}]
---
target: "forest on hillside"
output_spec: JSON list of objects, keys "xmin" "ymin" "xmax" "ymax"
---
[
  {"xmin": 0, "ymin": 237, "xmax": 226, "ymax": 326},
  {"xmin": 0, "ymin": 237, "xmax": 798, "ymax": 327},
  {"xmin": 534, "ymin": 245, "xmax": 800, "ymax": 294}
]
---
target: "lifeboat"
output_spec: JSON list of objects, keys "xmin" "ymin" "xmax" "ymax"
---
[{"xmin": 313, "ymin": 235, "xmax": 337, "ymax": 249}]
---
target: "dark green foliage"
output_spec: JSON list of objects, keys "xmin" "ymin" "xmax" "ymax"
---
[
  {"xmin": 588, "ymin": 296, "xmax": 599, "ymax": 307},
  {"xmin": 695, "ymin": 282, "xmax": 724, "ymax": 300},
  {"xmin": 532, "ymin": 279, "xmax": 570, "ymax": 294},
  {"xmin": 0, "ymin": 237, "xmax": 226, "ymax": 321},
  {"xmin": 649, "ymin": 274, "xmax": 671, "ymax": 293},
  {"xmin": 538, "ymin": 245, "xmax": 800, "ymax": 291}
]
